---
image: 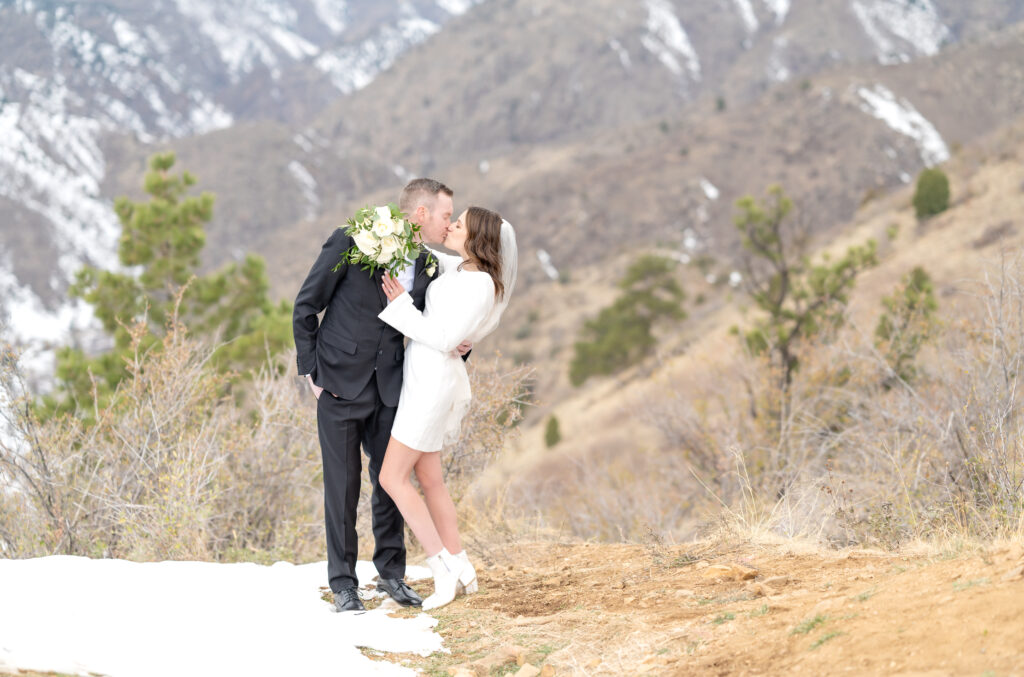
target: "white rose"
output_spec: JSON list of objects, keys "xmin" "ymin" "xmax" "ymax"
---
[
  {"xmin": 353, "ymin": 229, "xmax": 378, "ymax": 256},
  {"xmin": 372, "ymin": 217, "xmax": 393, "ymax": 238},
  {"xmin": 374, "ymin": 247, "xmax": 393, "ymax": 264},
  {"xmin": 374, "ymin": 206, "xmax": 392, "ymax": 222},
  {"xmin": 390, "ymin": 217, "xmax": 406, "ymax": 236},
  {"xmin": 379, "ymin": 234, "xmax": 400, "ymax": 257}
]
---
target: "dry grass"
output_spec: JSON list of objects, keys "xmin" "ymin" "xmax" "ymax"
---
[
  {"xmin": 0, "ymin": 312, "xmax": 531, "ymax": 563},
  {"xmin": 0, "ymin": 314, "xmax": 323, "ymax": 561},
  {"xmin": 485, "ymin": 258, "xmax": 1024, "ymax": 552}
]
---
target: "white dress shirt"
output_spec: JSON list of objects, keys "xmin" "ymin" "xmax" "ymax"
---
[{"xmin": 391, "ymin": 258, "xmax": 416, "ymax": 304}]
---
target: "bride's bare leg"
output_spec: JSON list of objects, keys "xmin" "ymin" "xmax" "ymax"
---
[
  {"xmin": 414, "ymin": 452, "xmax": 462, "ymax": 554},
  {"xmin": 379, "ymin": 437, "xmax": 443, "ymax": 556}
]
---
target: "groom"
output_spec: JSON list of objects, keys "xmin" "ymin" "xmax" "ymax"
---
[{"xmin": 293, "ymin": 178, "xmax": 462, "ymax": 612}]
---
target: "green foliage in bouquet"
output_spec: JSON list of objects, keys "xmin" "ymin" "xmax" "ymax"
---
[
  {"xmin": 333, "ymin": 204, "xmax": 436, "ymax": 278},
  {"xmin": 41, "ymin": 152, "xmax": 293, "ymax": 421},
  {"xmin": 570, "ymin": 255, "xmax": 686, "ymax": 386}
]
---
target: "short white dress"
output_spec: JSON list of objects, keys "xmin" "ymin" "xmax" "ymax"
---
[{"xmin": 378, "ymin": 253, "xmax": 496, "ymax": 452}]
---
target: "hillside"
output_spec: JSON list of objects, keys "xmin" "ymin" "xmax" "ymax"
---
[
  {"xmin": 260, "ymin": 19, "xmax": 1024, "ymax": 299},
  {"xmin": 474, "ymin": 113, "xmax": 1024, "ymax": 546},
  {"xmin": 6, "ymin": 0, "xmax": 1024, "ymax": 369},
  {"xmin": 0, "ymin": 0, "xmax": 481, "ymax": 355}
]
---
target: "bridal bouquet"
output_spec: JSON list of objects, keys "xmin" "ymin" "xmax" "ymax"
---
[{"xmin": 332, "ymin": 204, "xmax": 436, "ymax": 277}]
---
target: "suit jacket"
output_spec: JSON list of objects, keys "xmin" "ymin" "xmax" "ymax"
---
[{"xmin": 293, "ymin": 229, "xmax": 437, "ymax": 408}]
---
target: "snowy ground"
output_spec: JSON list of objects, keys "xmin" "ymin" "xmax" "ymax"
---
[{"xmin": 0, "ymin": 556, "xmax": 440, "ymax": 676}]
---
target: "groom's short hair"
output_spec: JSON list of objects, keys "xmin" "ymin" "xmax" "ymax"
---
[{"xmin": 400, "ymin": 178, "xmax": 453, "ymax": 213}]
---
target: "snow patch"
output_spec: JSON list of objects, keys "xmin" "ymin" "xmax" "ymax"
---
[
  {"xmin": 187, "ymin": 91, "xmax": 234, "ymax": 134},
  {"xmin": 0, "ymin": 260, "xmax": 95, "ymax": 383},
  {"xmin": 734, "ymin": 0, "xmax": 759, "ymax": 34},
  {"xmin": 0, "ymin": 71, "xmax": 118, "ymax": 269},
  {"xmin": 642, "ymin": 0, "xmax": 702, "ymax": 81},
  {"xmin": 763, "ymin": 0, "xmax": 790, "ymax": 25},
  {"xmin": 110, "ymin": 18, "xmax": 148, "ymax": 57},
  {"xmin": 315, "ymin": 13, "xmax": 441, "ymax": 93},
  {"xmin": 699, "ymin": 178, "xmax": 720, "ymax": 201},
  {"xmin": 172, "ymin": 0, "xmax": 314, "ymax": 80},
  {"xmin": 768, "ymin": 35, "xmax": 791, "ymax": 82},
  {"xmin": 851, "ymin": 0, "xmax": 950, "ymax": 65},
  {"xmin": 608, "ymin": 39, "xmax": 632, "ymax": 69},
  {"xmin": 537, "ymin": 250, "xmax": 560, "ymax": 281},
  {"xmin": 0, "ymin": 556, "xmax": 441, "ymax": 677},
  {"xmin": 310, "ymin": 0, "xmax": 348, "ymax": 34},
  {"xmin": 857, "ymin": 84, "xmax": 949, "ymax": 167},
  {"xmin": 293, "ymin": 133, "xmax": 314, "ymax": 152},
  {"xmin": 436, "ymin": 0, "xmax": 482, "ymax": 15},
  {"xmin": 287, "ymin": 160, "xmax": 319, "ymax": 221},
  {"xmin": 392, "ymin": 164, "xmax": 413, "ymax": 181},
  {"xmin": 683, "ymin": 228, "xmax": 700, "ymax": 251}
]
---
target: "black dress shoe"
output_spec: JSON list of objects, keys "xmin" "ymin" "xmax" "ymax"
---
[
  {"xmin": 377, "ymin": 578, "xmax": 423, "ymax": 607},
  {"xmin": 333, "ymin": 586, "xmax": 366, "ymax": 613}
]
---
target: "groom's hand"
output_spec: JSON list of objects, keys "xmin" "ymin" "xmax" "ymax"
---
[
  {"xmin": 305, "ymin": 373, "xmax": 324, "ymax": 400},
  {"xmin": 456, "ymin": 341, "xmax": 473, "ymax": 356}
]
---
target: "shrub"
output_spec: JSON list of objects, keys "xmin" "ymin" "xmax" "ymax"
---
[
  {"xmin": 639, "ymin": 260, "xmax": 1024, "ymax": 546},
  {"xmin": 913, "ymin": 167, "xmax": 950, "ymax": 219},
  {"xmin": 733, "ymin": 185, "xmax": 877, "ymax": 395},
  {"xmin": 0, "ymin": 313, "xmax": 531, "ymax": 560},
  {"xmin": 1, "ymin": 313, "xmax": 321, "ymax": 560},
  {"xmin": 440, "ymin": 357, "xmax": 533, "ymax": 502},
  {"xmin": 545, "ymin": 415, "xmax": 561, "ymax": 448},
  {"xmin": 875, "ymin": 266, "xmax": 938, "ymax": 385},
  {"xmin": 569, "ymin": 255, "xmax": 685, "ymax": 386}
]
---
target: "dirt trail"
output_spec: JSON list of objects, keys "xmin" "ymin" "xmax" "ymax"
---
[{"xmin": 377, "ymin": 540, "xmax": 1024, "ymax": 676}]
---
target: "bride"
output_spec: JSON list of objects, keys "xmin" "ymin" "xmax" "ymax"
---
[{"xmin": 377, "ymin": 206, "xmax": 516, "ymax": 611}]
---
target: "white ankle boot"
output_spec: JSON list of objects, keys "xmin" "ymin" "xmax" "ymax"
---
[
  {"xmin": 422, "ymin": 549, "xmax": 464, "ymax": 611},
  {"xmin": 453, "ymin": 550, "xmax": 478, "ymax": 595}
]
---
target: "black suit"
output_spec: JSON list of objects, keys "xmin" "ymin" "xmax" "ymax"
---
[{"xmin": 293, "ymin": 228, "xmax": 436, "ymax": 592}]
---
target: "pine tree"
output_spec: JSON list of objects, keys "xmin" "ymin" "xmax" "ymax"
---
[
  {"xmin": 44, "ymin": 153, "xmax": 293, "ymax": 418},
  {"xmin": 570, "ymin": 255, "xmax": 686, "ymax": 386}
]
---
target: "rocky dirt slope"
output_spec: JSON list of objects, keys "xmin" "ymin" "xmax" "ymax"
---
[{"xmin": 370, "ymin": 539, "xmax": 1024, "ymax": 675}]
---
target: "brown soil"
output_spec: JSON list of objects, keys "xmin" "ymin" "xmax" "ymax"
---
[{"xmin": 392, "ymin": 540, "xmax": 1024, "ymax": 676}]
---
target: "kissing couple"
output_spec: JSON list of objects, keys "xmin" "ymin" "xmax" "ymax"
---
[{"xmin": 292, "ymin": 178, "xmax": 517, "ymax": 612}]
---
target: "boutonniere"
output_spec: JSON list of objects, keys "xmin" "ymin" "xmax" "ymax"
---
[{"xmin": 425, "ymin": 260, "xmax": 437, "ymax": 277}]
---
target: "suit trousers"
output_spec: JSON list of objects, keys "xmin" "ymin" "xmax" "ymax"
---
[{"xmin": 316, "ymin": 376, "xmax": 405, "ymax": 592}]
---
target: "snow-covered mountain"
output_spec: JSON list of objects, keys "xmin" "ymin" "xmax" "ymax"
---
[
  {"xmin": 0, "ymin": 0, "xmax": 486, "ymax": 374},
  {"xmin": 1, "ymin": 0, "xmax": 1023, "ymax": 382}
]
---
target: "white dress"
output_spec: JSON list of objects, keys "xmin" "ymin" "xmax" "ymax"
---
[{"xmin": 378, "ymin": 254, "xmax": 496, "ymax": 452}]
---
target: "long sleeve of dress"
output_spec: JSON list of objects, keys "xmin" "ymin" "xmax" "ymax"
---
[{"xmin": 379, "ymin": 274, "xmax": 494, "ymax": 353}]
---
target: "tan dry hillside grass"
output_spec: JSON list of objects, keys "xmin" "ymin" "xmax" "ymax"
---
[{"xmin": 486, "ymin": 118, "xmax": 1024, "ymax": 515}]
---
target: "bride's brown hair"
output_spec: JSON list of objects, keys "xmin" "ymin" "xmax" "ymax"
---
[{"xmin": 461, "ymin": 206, "xmax": 505, "ymax": 300}]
